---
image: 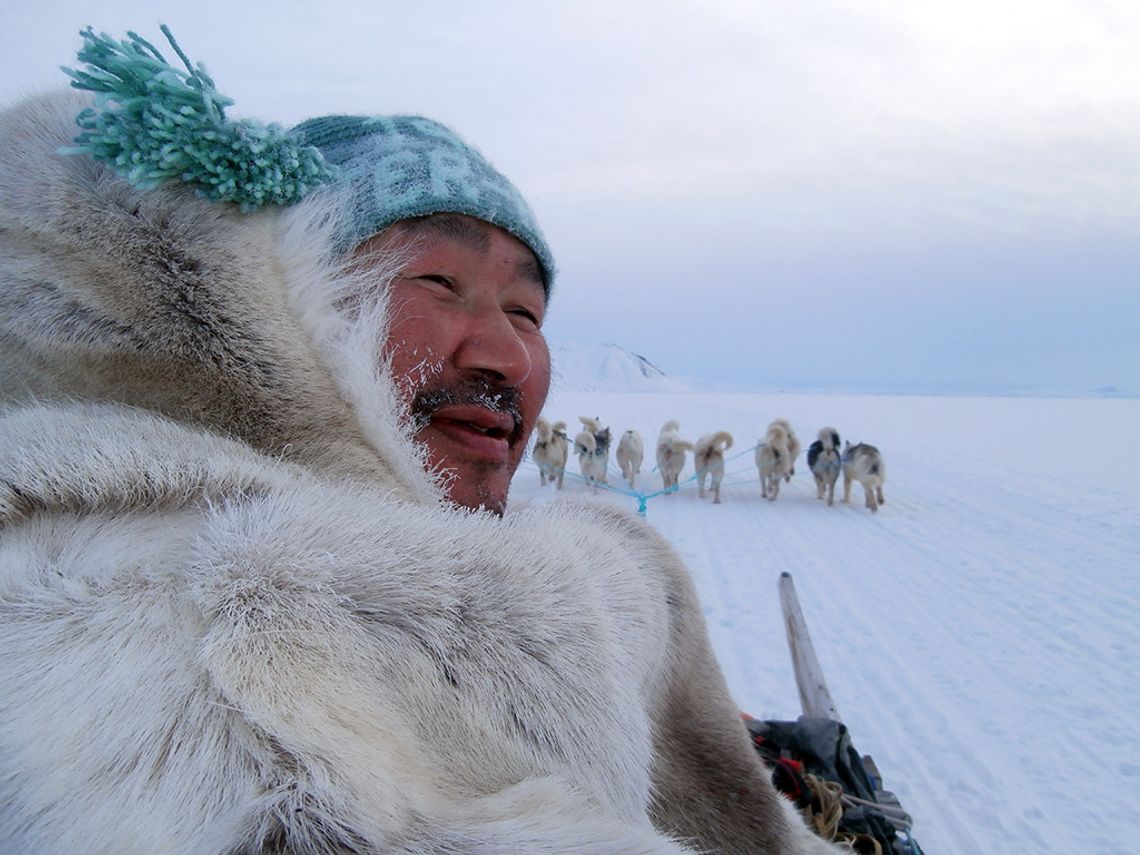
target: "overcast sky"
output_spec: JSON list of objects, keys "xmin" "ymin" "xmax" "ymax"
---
[{"xmin": 4, "ymin": 0, "xmax": 1138, "ymax": 394}]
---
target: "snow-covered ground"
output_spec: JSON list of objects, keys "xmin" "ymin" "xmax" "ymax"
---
[{"xmin": 510, "ymin": 346, "xmax": 1140, "ymax": 854}]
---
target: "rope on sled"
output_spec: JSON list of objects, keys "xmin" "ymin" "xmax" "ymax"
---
[
  {"xmin": 802, "ymin": 773, "xmax": 884, "ymax": 855},
  {"xmin": 803, "ymin": 773, "xmax": 844, "ymax": 841}
]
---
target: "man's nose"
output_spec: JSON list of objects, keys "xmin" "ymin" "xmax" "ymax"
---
[{"xmin": 453, "ymin": 305, "xmax": 532, "ymax": 385}]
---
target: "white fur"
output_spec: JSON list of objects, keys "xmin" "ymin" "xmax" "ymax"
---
[
  {"xmin": 693, "ymin": 431, "xmax": 733, "ymax": 504},
  {"xmin": 756, "ymin": 422, "xmax": 793, "ymax": 501},
  {"xmin": 576, "ymin": 416, "xmax": 611, "ymax": 487},
  {"xmin": 616, "ymin": 429, "xmax": 644, "ymax": 489},
  {"xmin": 532, "ymin": 418, "xmax": 569, "ymax": 488},
  {"xmin": 655, "ymin": 421, "xmax": 693, "ymax": 492},
  {"xmin": 0, "ymin": 90, "xmax": 843, "ymax": 854},
  {"xmin": 842, "ymin": 441, "xmax": 887, "ymax": 512},
  {"xmin": 773, "ymin": 418, "xmax": 801, "ymax": 481}
]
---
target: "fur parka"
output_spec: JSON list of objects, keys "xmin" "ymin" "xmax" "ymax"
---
[{"xmin": 0, "ymin": 91, "xmax": 839, "ymax": 854}]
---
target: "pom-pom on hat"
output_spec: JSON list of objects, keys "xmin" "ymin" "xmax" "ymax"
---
[
  {"xmin": 294, "ymin": 114, "xmax": 555, "ymax": 295},
  {"xmin": 62, "ymin": 26, "xmax": 334, "ymax": 209},
  {"xmin": 62, "ymin": 25, "xmax": 554, "ymax": 295}
]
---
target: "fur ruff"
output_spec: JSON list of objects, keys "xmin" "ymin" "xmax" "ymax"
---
[{"xmin": 0, "ymin": 91, "xmax": 839, "ymax": 853}]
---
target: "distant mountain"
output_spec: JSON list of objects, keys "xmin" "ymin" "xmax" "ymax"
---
[{"xmin": 549, "ymin": 342, "xmax": 694, "ymax": 393}]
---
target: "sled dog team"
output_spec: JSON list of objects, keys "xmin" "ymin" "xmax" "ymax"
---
[{"xmin": 534, "ymin": 416, "xmax": 887, "ymax": 511}]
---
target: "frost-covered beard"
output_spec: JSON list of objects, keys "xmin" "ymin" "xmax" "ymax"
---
[
  {"xmin": 405, "ymin": 373, "xmax": 529, "ymax": 514},
  {"xmin": 410, "ymin": 376, "xmax": 525, "ymax": 447}
]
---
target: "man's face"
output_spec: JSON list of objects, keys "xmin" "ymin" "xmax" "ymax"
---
[{"xmin": 357, "ymin": 215, "xmax": 551, "ymax": 514}]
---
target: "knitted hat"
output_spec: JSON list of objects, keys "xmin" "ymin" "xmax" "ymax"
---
[
  {"xmin": 294, "ymin": 114, "xmax": 554, "ymax": 293},
  {"xmin": 62, "ymin": 25, "xmax": 554, "ymax": 294}
]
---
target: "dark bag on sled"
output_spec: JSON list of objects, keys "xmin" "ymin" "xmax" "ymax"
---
[{"xmin": 747, "ymin": 716, "xmax": 923, "ymax": 855}]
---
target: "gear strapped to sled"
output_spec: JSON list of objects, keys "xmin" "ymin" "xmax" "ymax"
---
[{"xmin": 749, "ymin": 573, "xmax": 925, "ymax": 855}]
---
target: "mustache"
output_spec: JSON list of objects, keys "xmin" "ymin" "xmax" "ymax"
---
[{"xmin": 410, "ymin": 376, "xmax": 525, "ymax": 443}]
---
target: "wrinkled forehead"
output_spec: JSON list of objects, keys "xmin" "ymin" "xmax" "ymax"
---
[{"xmin": 388, "ymin": 214, "xmax": 546, "ymax": 294}]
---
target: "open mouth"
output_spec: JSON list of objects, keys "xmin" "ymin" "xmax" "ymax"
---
[
  {"xmin": 439, "ymin": 417, "xmax": 511, "ymax": 440},
  {"xmin": 423, "ymin": 405, "xmax": 520, "ymax": 463}
]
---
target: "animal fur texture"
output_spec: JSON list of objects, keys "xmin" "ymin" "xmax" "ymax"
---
[
  {"xmin": 693, "ymin": 431, "xmax": 734, "ymax": 504},
  {"xmin": 616, "ymin": 429, "xmax": 644, "ymax": 489},
  {"xmin": 532, "ymin": 417, "xmax": 569, "ymax": 488},
  {"xmin": 842, "ymin": 441, "xmax": 887, "ymax": 512},
  {"xmin": 807, "ymin": 427, "xmax": 842, "ymax": 506},
  {"xmin": 575, "ymin": 415, "xmax": 610, "ymax": 487},
  {"xmin": 773, "ymin": 418, "xmax": 801, "ymax": 481},
  {"xmin": 756, "ymin": 421, "xmax": 793, "ymax": 501},
  {"xmin": 0, "ymin": 91, "xmax": 842, "ymax": 854},
  {"xmin": 656, "ymin": 420, "xmax": 693, "ymax": 491}
]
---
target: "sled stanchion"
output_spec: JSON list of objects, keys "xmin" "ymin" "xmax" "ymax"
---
[{"xmin": 778, "ymin": 571, "xmax": 841, "ymax": 721}]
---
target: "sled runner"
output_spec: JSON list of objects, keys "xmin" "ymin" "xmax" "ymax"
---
[{"xmin": 745, "ymin": 572, "xmax": 925, "ymax": 854}]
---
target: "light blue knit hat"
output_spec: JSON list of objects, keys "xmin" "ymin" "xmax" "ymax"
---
[
  {"xmin": 62, "ymin": 25, "xmax": 555, "ymax": 294},
  {"xmin": 293, "ymin": 114, "xmax": 555, "ymax": 293}
]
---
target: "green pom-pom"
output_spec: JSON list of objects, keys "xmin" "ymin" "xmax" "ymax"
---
[{"xmin": 61, "ymin": 25, "xmax": 335, "ymax": 210}]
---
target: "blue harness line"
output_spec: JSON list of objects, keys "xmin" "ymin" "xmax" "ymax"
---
[{"xmin": 521, "ymin": 442, "xmax": 765, "ymax": 517}]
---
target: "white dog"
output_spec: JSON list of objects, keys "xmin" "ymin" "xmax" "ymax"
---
[
  {"xmin": 807, "ymin": 427, "xmax": 842, "ymax": 506},
  {"xmin": 773, "ymin": 418, "xmax": 801, "ymax": 481},
  {"xmin": 616, "ymin": 429, "xmax": 644, "ymax": 489},
  {"xmin": 656, "ymin": 420, "xmax": 693, "ymax": 491},
  {"xmin": 533, "ymin": 417, "xmax": 569, "ymax": 488},
  {"xmin": 577, "ymin": 416, "xmax": 611, "ymax": 487},
  {"xmin": 842, "ymin": 441, "xmax": 887, "ymax": 512},
  {"xmin": 756, "ymin": 421, "xmax": 793, "ymax": 501},
  {"xmin": 693, "ymin": 431, "xmax": 733, "ymax": 504}
]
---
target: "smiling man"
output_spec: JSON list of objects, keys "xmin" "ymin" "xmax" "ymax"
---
[
  {"xmin": 294, "ymin": 112, "xmax": 558, "ymax": 514},
  {"xmin": 0, "ymin": 27, "xmax": 841, "ymax": 855},
  {"xmin": 360, "ymin": 213, "xmax": 550, "ymax": 513}
]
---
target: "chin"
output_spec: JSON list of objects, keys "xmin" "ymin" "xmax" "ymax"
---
[{"xmin": 443, "ymin": 475, "xmax": 510, "ymax": 516}]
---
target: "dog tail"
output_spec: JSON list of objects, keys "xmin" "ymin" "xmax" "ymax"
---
[
  {"xmin": 574, "ymin": 431, "xmax": 596, "ymax": 455},
  {"xmin": 710, "ymin": 430, "xmax": 733, "ymax": 451}
]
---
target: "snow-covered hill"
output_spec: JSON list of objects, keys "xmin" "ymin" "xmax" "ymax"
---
[{"xmin": 549, "ymin": 342, "xmax": 694, "ymax": 393}]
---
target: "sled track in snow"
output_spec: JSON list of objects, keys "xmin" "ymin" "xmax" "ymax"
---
[{"xmin": 513, "ymin": 392, "xmax": 1140, "ymax": 854}]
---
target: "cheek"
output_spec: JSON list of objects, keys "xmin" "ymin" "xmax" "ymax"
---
[{"xmin": 383, "ymin": 297, "xmax": 451, "ymax": 393}]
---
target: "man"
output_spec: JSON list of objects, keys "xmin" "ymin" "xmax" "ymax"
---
[
  {"xmin": 356, "ymin": 213, "xmax": 550, "ymax": 514},
  {"xmin": 0, "ymin": 28, "xmax": 839, "ymax": 854}
]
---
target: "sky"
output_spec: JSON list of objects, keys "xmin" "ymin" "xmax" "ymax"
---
[{"xmin": 3, "ymin": 0, "xmax": 1137, "ymax": 395}]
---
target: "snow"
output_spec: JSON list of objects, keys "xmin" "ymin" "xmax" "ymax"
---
[{"xmin": 509, "ymin": 345, "xmax": 1140, "ymax": 854}]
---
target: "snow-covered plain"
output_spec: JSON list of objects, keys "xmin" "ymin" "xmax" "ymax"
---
[{"xmin": 510, "ymin": 345, "xmax": 1140, "ymax": 854}]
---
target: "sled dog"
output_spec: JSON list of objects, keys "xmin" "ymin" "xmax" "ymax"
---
[
  {"xmin": 693, "ymin": 431, "xmax": 734, "ymax": 504},
  {"xmin": 533, "ymin": 417, "xmax": 569, "ymax": 488},
  {"xmin": 656, "ymin": 420, "xmax": 693, "ymax": 491},
  {"xmin": 842, "ymin": 441, "xmax": 887, "ymax": 512},
  {"xmin": 807, "ymin": 427, "xmax": 842, "ymax": 506},
  {"xmin": 576, "ymin": 416, "xmax": 611, "ymax": 486},
  {"xmin": 616, "ymin": 429, "xmax": 645, "ymax": 489},
  {"xmin": 773, "ymin": 418, "xmax": 801, "ymax": 481},
  {"xmin": 756, "ymin": 421, "xmax": 793, "ymax": 501}
]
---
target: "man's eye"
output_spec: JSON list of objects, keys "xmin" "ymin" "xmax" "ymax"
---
[
  {"xmin": 509, "ymin": 307, "xmax": 542, "ymax": 329},
  {"xmin": 418, "ymin": 274, "xmax": 455, "ymax": 289}
]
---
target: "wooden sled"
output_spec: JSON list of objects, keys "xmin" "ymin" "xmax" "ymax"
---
[{"xmin": 744, "ymin": 572, "xmax": 925, "ymax": 854}]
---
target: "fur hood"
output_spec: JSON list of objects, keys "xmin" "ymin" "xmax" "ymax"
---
[
  {"xmin": 0, "ymin": 89, "xmax": 437, "ymax": 500},
  {"xmin": 0, "ymin": 92, "xmax": 838, "ymax": 854}
]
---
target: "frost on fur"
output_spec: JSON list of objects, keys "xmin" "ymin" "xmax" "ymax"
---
[{"xmin": 0, "ymin": 89, "xmax": 846, "ymax": 855}]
